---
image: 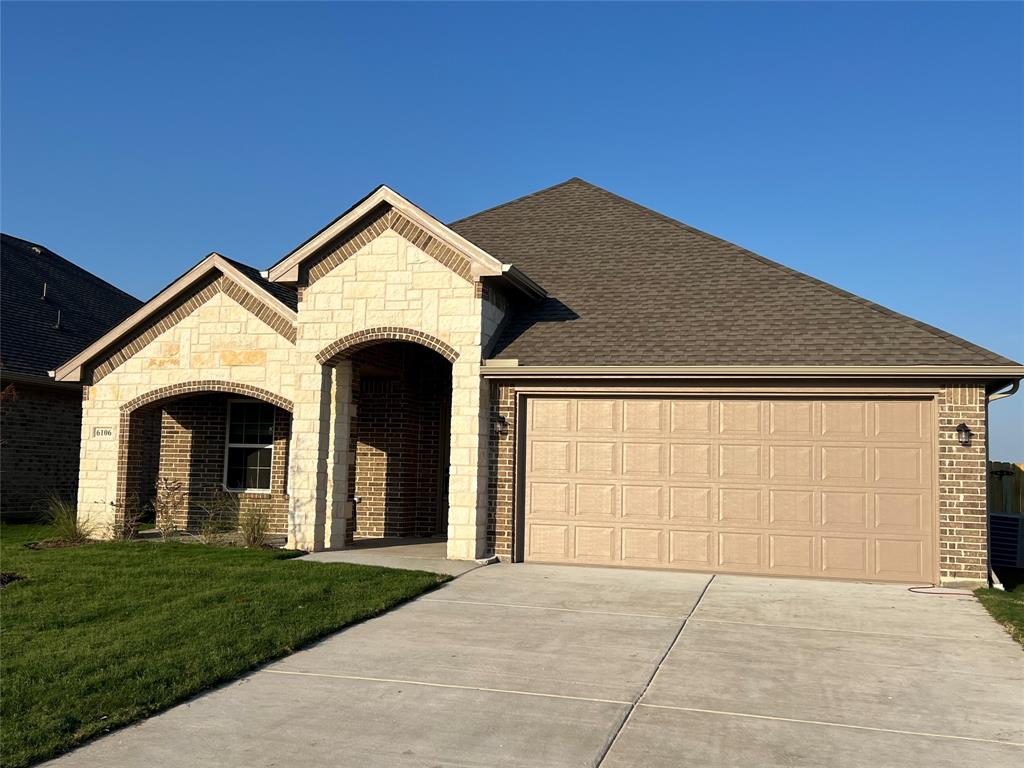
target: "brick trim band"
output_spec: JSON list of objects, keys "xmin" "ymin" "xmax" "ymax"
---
[
  {"xmin": 121, "ymin": 380, "xmax": 293, "ymax": 414},
  {"xmin": 317, "ymin": 327, "xmax": 459, "ymax": 366}
]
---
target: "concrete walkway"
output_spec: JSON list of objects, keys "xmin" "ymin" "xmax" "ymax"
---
[
  {"xmin": 299, "ymin": 537, "xmax": 484, "ymax": 576},
  {"xmin": 45, "ymin": 566, "xmax": 1024, "ymax": 767}
]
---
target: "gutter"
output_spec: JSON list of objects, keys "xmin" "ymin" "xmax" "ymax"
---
[{"xmin": 479, "ymin": 362, "xmax": 1024, "ymax": 381}]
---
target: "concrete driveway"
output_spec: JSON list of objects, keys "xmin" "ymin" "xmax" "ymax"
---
[{"xmin": 46, "ymin": 565, "xmax": 1023, "ymax": 767}]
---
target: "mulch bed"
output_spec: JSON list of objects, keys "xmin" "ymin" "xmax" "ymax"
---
[
  {"xmin": 0, "ymin": 572, "xmax": 25, "ymax": 589},
  {"xmin": 23, "ymin": 539, "xmax": 91, "ymax": 550}
]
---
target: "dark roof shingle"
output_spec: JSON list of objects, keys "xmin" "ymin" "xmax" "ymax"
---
[
  {"xmin": 1, "ymin": 234, "xmax": 143, "ymax": 380},
  {"xmin": 450, "ymin": 178, "xmax": 1016, "ymax": 367}
]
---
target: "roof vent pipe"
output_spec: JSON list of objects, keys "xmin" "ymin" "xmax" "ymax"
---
[
  {"xmin": 41, "ymin": 282, "xmax": 47, "ymax": 300},
  {"xmin": 53, "ymin": 309, "xmax": 62, "ymax": 330}
]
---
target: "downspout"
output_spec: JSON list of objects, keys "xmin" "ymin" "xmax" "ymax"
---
[{"xmin": 985, "ymin": 380, "xmax": 1021, "ymax": 589}]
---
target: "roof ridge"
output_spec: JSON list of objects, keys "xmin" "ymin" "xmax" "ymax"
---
[
  {"xmin": 1, "ymin": 232, "xmax": 142, "ymax": 306},
  {"xmin": 566, "ymin": 181, "xmax": 1011, "ymax": 365},
  {"xmin": 448, "ymin": 177, "xmax": 586, "ymax": 226}
]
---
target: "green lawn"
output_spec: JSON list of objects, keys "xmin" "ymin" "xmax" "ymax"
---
[
  {"xmin": 976, "ymin": 583, "xmax": 1024, "ymax": 647},
  {"xmin": 0, "ymin": 523, "xmax": 447, "ymax": 767}
]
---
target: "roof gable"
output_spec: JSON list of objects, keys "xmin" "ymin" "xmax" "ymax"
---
[
  {"xmin": 53, "ymin": 253, "xmax": 297, "ymax": 382},
  {"xmin": 450, "ymin": 178, "xmax": 1018, "ymax": 368}
]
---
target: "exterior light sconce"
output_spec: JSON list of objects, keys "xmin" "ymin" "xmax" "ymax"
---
[
  {"xmin": 493, "ymin": 415, "xmax": 509, "ymax": 436},
  {"xmin": 955, "ymin": 422, "xmax": 972, "ymax": 447}
]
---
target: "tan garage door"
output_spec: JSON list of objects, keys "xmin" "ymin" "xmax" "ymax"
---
[{"xmin": 524, "ymin": 397, "xmax": 936, "ymax": 583}]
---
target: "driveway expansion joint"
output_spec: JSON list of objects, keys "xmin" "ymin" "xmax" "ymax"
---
[{"xmin": 594, "ymin": 574, "xmax": 716, "ymax": 767}]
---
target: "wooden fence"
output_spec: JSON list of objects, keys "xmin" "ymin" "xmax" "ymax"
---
[{"xmin": 990, "ymin": 462, "xmax": 1024, "ymax": 515}]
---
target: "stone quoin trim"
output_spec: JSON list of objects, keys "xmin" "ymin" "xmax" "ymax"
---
[
  {"xmin": 304, "ymin": 205, "xmax": 474, "ymax": 286},
  {"xmin": 86, "ymin": 275, "xmax": 296, "ymax": 385},
  {"xmin": 316, "ymin": 328, "xmax": 460, "ymax": 366}
]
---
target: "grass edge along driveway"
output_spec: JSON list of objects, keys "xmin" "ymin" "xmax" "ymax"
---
[
  {"xmin": 0, "ymin": 523, "xmax": 447, "ymax": 768},
  {"xmin": 975, "ymin": 584, "xmax": 1024, "ymax": 647}
]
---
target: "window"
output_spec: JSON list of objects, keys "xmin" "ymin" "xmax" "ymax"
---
[{"xmin": 224, "ymin": 401, "xmax": 275, "ymax": 492}]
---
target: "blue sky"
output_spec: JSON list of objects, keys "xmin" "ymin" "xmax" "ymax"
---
[{"xmin": 2, "ymin": 2, "xmax": 1022, "ymax": 456}]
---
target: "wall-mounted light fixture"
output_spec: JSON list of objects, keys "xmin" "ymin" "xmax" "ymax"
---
[
  {"xmin": 492, "ymin": 415, "xmax": 509, "ymax": 436},
  {"xmin": 956, "ymin": 422, "xmax": 973, "ymax": 447}
]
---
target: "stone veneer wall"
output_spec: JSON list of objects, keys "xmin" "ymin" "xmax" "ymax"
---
[
  {"xmin": 78, "ymin": 287, "xmax": 297, "ymax": 535},
  {"xmin": 293, "ymin": 226, "xmax": 496, "ymax": 558},
  {"xmin": 937, "ymin": 383, "xmax": 989, "ymax": 582},
  {"xmin": 0, "ymin": 380, "xmax": 84, "ymax": 517}
]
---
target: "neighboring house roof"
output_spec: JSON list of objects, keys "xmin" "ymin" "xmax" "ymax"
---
[
  {"xmin": 450, "ymin": 178, "xmax": 1017, "ymax": 367},
  {"xmin": 0, "ymin": 234, "xmax": 142, "ymax": 382}
]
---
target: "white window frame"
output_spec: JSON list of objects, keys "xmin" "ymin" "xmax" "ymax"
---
[{"xmin": 223, "ymin": 398, "xmax": 274, "ymax": 494}]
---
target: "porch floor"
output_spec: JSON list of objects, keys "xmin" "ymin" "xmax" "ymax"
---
[{"xmin": 299, "ymin": 538, "xmax": 484, "ymax": 577}]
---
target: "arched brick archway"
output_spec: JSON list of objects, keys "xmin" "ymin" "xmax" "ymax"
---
[
  {"xmin": 316, "ymin": 330, "xmax": 456, "ymax": 544},
  {"xmin": 115, "ymin": 381, "xmax": 293, "ymax": 535},
  {"xmin": 316, "ymin": 327, "xmax": 459, "ymax": 367},
  {"xmin": 120, "ymin": 380, "xmax": 292, "ymax": 415}
]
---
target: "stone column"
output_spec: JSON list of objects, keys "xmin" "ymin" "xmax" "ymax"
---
[
  {"xmin": 446, "ymin": 359, "xmax": 490, "ymax": 560},
  {"xmin": 324, "ymin": 362, "xmax": 353, "ymax": 549},
  {"xmin": 287, "ymin": 364, "xmax": 333, "ymax": 551}
]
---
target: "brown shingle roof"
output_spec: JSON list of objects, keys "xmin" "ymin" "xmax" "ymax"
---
[{"xmin": 450, "ymin": 178, "xmax": 1016, "ymax": 367}]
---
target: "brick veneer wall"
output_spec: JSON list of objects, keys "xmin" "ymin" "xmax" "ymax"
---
[
  {"xmin": 487, "ymin": 382, "xmax": 517, "ymax": 559},
  {"xmin": 349, "ymin": 344, "xmax": 450, "ymax": 540},
  {"xmin": 124, "ymin": 393, "xmax": 291, "ymax": 534},
  {"xmin": 0, "ymin": 381, "xmax": 83, "ymax": 517},
  {"xmin": 938, "ymin": 383, "xmax": 989, "ymax": 582}
]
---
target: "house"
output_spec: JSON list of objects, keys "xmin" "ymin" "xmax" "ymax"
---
[
  {"xmin": 51, "ymin": 179, "xmax": 1022, "ymax": 583},
  {"xmin": 1, "ymin": 234, "xmax": 142, "ymax": 517}
]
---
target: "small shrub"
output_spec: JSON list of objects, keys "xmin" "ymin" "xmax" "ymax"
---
[
  {"xmin": 109, "ymin": 494, "xmax": 144, "ymax": 541},
  {"xmin": 239, "ymin": 501, "xmax": 271, "ymax": 548},
  {"xmin": 151, "ymin": 478, "xmax": 184, "ymax": 542},
  {"xmin": 195, "ymin": 489, "xmax": 239, "ymax": 545},
  {"xmin": 44, "ymin": 495, "xmax": 92, "ymax": 543}
]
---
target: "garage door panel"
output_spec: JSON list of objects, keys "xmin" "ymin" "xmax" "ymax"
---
[
  {"xmin": 670, "ymin": 443, "xmax": 713, "ymax": 478},
  {"xmin": 769, "ymin": 444, "xmax": 814, "ymax": 482},
  {"xmin": 576, "ymin": 441, "xmax": 616, "ymax": 473},
  {"xmin": 623, "ymin": 400, "xmax": 665, "ymax": 433},
  {"xmin": 576, "ymin": 398, "xmax": 618, "ymax": 432},
  {"xmin": 769, "ymin": 534, "xmax": 816, "ymax": 572},
  {"xmin": 621, "ymin": 527, "xmax": 663, "ymax": 563},
  {"xmin": 718, "ymin": 532, "xmax": 763, "ymax": 569},
  {"xmin": 718, "ymin": 487, "xmax": 762, "ymax": 524},
  {"xmin": 670, "ymin": 486, "xmax": 714, "ymax": 521},
  {"xmin": 575, "ymin": 483, "xmax": 617, "ymax": 518},
  {"xmin": 621, "ymin": 485, "xmax": 664, "ymax": 520},
  {"xmin": 873, "ymin": 446, "xmax": 924, "ymax": 485},
  {"xmin": 525, "ymin": 397, "xmax": 935, "ymax": 583},
  {"xmin": 671, "ymin": 400, "xmax": 714, "ymax": 433},
  {"xmin": 874, "ymin": 401, "xmax": 926, "ymax": 440},
  {"xmin": 769, "ymin": 400, "xmax": 814, "ymax": 437},
  {"xmin": 574, "ymin": 526, "xmax": 616, "ymax": 561},
  {"xmin": 821, "ymin": 491, "xmax": 870, "ymax": 530},
  {"xmin": 719, "ymin": 444, "xmax": 762, "ymax": 480},
  {"xmin": 530, "ymin": 440, "xmax": 571, "ymax": 473},
  {"xmin": 622, "ymin": 442, "xmax": 665, "ymax": 475},
  {"xmin": 821, "ymin": 536, "xmax": 870, "ymax": 576},
  {"xmin": 769, "ymin": 489, "xmax": 814, "ymax": 526},
  {"xmin": 669, "ymin": 529, "xmax": 715, "ymax": 567},
  {"xmin": 821, "ymin": 401, "xmax": 869, "ymax": 438}
]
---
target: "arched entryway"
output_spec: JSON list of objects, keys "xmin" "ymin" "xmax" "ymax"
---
[
  {"xmin": 117, "ymin": 382, "xmax": 293, "ymax": 536},
  {"xmin": 319, "ymin": 330, "xmax": 456, "ymax": 545}
]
